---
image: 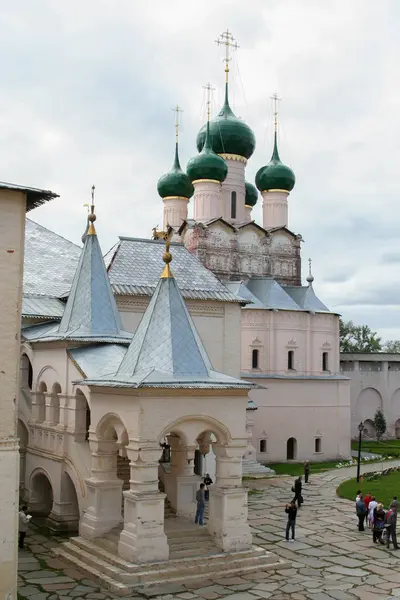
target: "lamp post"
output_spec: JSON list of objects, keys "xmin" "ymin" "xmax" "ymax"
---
[{"xmin": 356, "ymin": 422, "xmax": 364, "ymax": 483}]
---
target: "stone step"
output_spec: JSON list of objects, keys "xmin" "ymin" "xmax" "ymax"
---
[{"xmin": 169, "ymin": 545, "xmax": 219, "ymax": 559}]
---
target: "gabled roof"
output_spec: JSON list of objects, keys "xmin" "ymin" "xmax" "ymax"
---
[
  {"xmin": 105, "ymin": 237, "xmax": 239, "ymax": 302},
  {"xmin": 284, "ymin": 284, "xmax": 332, "ymax": 313},
  {"xmin": 80, "ymin": 254, "xmax": 254, "ymax": 390},
  {"xmin": 266, "ymin": 225, "xmax": 301, "ymax": 239},
  {"xmin": 24, "ymin": 221, "xmax": 132, "ymax": 344},
  {"xmin": 246, "ymin": 278, "xmax": 301, "ymax": 311},
  {"xmin": 235, "ymin": 221, "xmax": 269, "ymax": 235},
  {"xmin": 223, "ymin": 281, "xmax": 263, "ymax": 308},
  {"xmin": 0, "ymin": 182, "xmax": 58, "ymax": 211}
]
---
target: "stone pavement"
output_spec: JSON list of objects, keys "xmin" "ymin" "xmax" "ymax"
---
[{"xmin": 18, "ymin": 460, "xmax": 400, "ymax": 600}]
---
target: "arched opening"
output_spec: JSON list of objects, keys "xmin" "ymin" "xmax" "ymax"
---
[
  {"xmin": 315, "ymin": 437, "xmax": 322, "ymax": 453},
  {"xmin": 59, "ymin": 472, "xmax": 80, "ymax": 532},
  {"xmin": 322, "ymin": 352, "xmax": 329, "ymax": 372},
  {"xmin": 36, "ymin": 382, "xmax": 46, "ymax": 423},
  {"xmin": 252, "ymin": 348, "xmax": 259, "ymax": 369},
  {"xmin": 231, "ymin": 191, "xmax": 237, "ymax": 219},
  {"xmin": 20, "ymin": 354, "xmax": 33, "ymax": 405},
  {"xmin": 363, "ymin": 419, "xmax": 376, "ymax": 439},
  {"xmin": 50, "ymin": 383, "xmax": 61, "ymax": 425},
  {"xmin": 75, "ymin": 390, "xmax": 91, "ymax": 442},
  {"xmin": 18, "ymin": 420, "xmax": 29, "ymax": 499},
  {"xmin": 30, "ymin": 471, "xmax": 54, "ymax": 517},
  {"xmin": 395, "ymin": 419, "xmax": 400, "ymax": 439},
  {"xmin": 259, "ymin": 439, "xmax": 267, "ymax": 453},
  {"xmin": 288, "ymin": 350, "xmax": 294, "ymax": 370},
  {"xmin": 287, "ymin": 437, "xmax": 297, "ymax": 460}
]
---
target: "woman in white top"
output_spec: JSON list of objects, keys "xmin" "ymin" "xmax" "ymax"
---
[{"xmin": 369, "ymin": 496, "xmax": 378, "ymax": 527}]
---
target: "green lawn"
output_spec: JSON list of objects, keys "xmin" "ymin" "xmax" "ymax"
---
[
  {"xmin": 351, "ymin": 440, "xmax": 400, "ymax": 457},
  {"xmin": 337, "ymin": 470, "xmax": 400, "ymax": 508},
  {"xmin": 266, "ymin": 461, "xmax": 344, "ymax": 476}
]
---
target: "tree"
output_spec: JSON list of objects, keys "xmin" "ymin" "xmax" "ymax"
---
[
  {"xmin": 339, "ymin": 319, "xmax": 382, "ymax": 353},
  {"xmin": 373, "ymin": 409, "xmax": 387, "ymax": 442},
  {"xmin": 382, "ymin": 340, "xmax": 400, "ymax": 353}
]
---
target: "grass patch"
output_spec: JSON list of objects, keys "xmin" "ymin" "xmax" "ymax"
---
[
  {"xmin": 266, "ymin": 461, "xmax": 344, "ymax": 476},
  {"xmin": 351, "ymin": 440, "xmax": 400, "ymax": 457},
  {"xmin": 337, "ymin": 470, "xmax": 400, "ymax": 508}
]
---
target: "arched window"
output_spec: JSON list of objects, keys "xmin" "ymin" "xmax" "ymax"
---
[
  {"xmin": 231, "ymin": 191, "xmax": 237, "ymax": 219},
  {"xmin": 288, "ymin": 350, "xmax": 294, "ymax": 370},
  {"xmin": 259, "ymin": 439, "xmax": 267, "ymax": 453},
  {"xmin": 252, "ymin": 348, "xmax": 259, "ymax": 369},
  {"xmin": 322, "ymin": 352, "xmax": 329, "ymax": 371}
]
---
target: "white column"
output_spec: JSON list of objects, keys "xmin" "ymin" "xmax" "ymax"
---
[
  {"xmin": 244, "ymin": 205, "xmax": 252, "ymax": 221},
  {"xmin": 208, "ymin": 443, "xmax": 252, "ymax": 552},
  {"xmin": 163, "ymin": 196, "xmax": 189, "ymax": 230},
  {"xmin": 193, "ymin": 180, "xmax": 222, "ymax": 222},
  {"xmin": 118, "ymin": 444, "xmax": 169, "ymax": 564},
  {"xmin": 244, "ymin": 411, "xmax": 257, "ymax": 461},
  {"xmin": 262, "ymin": 190, "xmax": 289, "ymax": 229},
  {"xmin": 220, "ymin": 157, "xmax": 246, "ymax": 224}
]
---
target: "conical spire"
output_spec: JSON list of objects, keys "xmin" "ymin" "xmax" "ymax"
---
[{"xmin": 57, "ymin": 187, "xmax": 130, "ymax": 341}]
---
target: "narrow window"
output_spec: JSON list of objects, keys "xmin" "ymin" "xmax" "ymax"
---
[
  {"xmin": 322, "ymin": 352, "xmax": 329, "ymax": 371},
  {"xmin": 315, "ymin": 438, "xmax": 322, "ymax": 453},
  {"xmin": 252, "ymin": 348, "xmax": 259, "ymax": 369},
  {"xmin": 231, "ymin": 191, "xmax": 237, "ymax": 219},
  {"xmin": 259, "ymin": 439, "xmax": 267, "ymax": 453},
  {"xmin": 288, "ymin": 350, "xmax": 294, "ymax": 370}
]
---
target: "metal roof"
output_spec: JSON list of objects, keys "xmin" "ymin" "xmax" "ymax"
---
[
  {"xmin": 283, "ymin": 284, "xmax": 332, "ymax": 313},
  {"xmin": 246, "ymin": 278, "xmax": 301, "ymax": 311},
  {"xmin": 0, "ymin": 182, "xmax": 58, "ymax": 212},
  {"xmin": 24, "ymin": 219, "xmax": 81, "ymax": 298},
  {"xmin": 22, "ymin": 295, "xmax": 65, "ymax": 320},
  {"xmin": 68, "ymin": 344, "xmax": 127, "ymax": 378},
  {"xmin": 105, "ymin": 237, "xmax": 240, "ymax": 302}
]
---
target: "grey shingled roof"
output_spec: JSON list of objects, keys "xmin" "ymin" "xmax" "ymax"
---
[
  {"xmin": 105, "ymin": 237, "xmax": 240, "ymax": 302},
  {"xmin": 0, "ymin": 182, "xmax": 58, "ymax": 211},
  {"xmin": 22, "ymin": 295, "xmax": 65, "ymax": 320},
  {"xmin": 246, "ymin": 278, "xmax": 301, "ymax": 311},
  {"xmin": 24, "ymin": 227, "xmax": 132, "ymax": 343},
  {"xmin": 283, "ymin": 284, "xmax": 332, "ymax": 313},
  {"xmin": 79, "ymin": 265, "xmax": 254, "ymax": 390},
  {"xmin": 68, "ymin": 344, "xmax": 127, "ymax": 378}
]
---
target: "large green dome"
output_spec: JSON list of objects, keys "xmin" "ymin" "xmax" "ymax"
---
[
  {"xmin": 157, "ymin": 144, "xmax": 194, "ymax": 199},
  {"xmin": 187, "ymin": 121, "xmax": 228, "ymax": 183},
  {"xmin": 245, "ymin": 181, "xmax": 258, "ymax": 207},
  {"xmin": 196, "ymin": 84, "xmax": 256, "ymax": 160},
  {"xmin": 255, "ymin": 132, "xmax": 295, "ymax": 193}
]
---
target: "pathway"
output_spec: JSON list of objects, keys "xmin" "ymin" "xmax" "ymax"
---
[{"xmin": 18, "ymin": 460, "xmax": 400, "ymax": 600}]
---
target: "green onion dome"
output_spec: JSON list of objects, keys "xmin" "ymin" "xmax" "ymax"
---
[
  {"xmin": 157, "ymin": 144, "xmax": 194, "ymax": 199},
  {"xmin": 187, "ymin": 121, "xmax": 228, "ymax": 183},
  {"xmin": 196, "ymin": 84, "xmax": 256, "ymax": 160},
  {"xmin": 255, "ymin": 132, "xmax": 295, "ymax": 193},
  {"xmin": 245, "ymin": 181, "xmax": 258, "ymax": 207}
]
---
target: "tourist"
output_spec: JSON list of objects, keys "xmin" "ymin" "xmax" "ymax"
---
[
  {"xmin": 372, "ymin": 503, "xmax": 385, "ymax": 544},
  {"xmin": 204, "ymin": 473, "xmax": 213, "ymax": 501},
  {"xmin": 356, "ymin": 494, "xmax": 367, "ymax": 531},
  {"xmin": 195, "ymin": 483, "xmax": 206, "ymax": 526},
  {"xmin": 292, "ymin": 476, "xmax": 303, "ymax": 508},
  {"xmin": 304, "ymin": 460, "xmax": 310, "ymax": 484},
  {"xmin": 364, "ymin": 491, "xmax": 372, "ymax": 525},
  {"xmin": 18, "ymin": 506, "xmax": 32, "ymax": 549},
  {"xmin": 355, "ymin": 490, "xmax": 362, "ymax": 501},
  {"xmin": 285, "ymin": 500, "xmax": 297, "ymax": 542},
  {"xmin": 369, "ymin": 496, "xmax": 378, "ymax": 528},
  {"xmin": 385, "ymin": 501, "xmax": 399, "ymax": 550}
]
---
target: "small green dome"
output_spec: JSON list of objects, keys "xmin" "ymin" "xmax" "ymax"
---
[
  {"xmin": 255, "ymin": 132, "xmax": 295, "ymax": 193},
  {"xmin": 196, "ymin": 84, "xmax": 256, "ymax": 160},
  {"xmin": 187, "ymin": 121, "xmax": 228, "ymax": 183},
  {"xmin": 157, "ymin": 144, "xmax": 194, "ymax": 199},
  {"xmin": 245, "ymin": 182, "xmax": 258, "ymax": 207}
]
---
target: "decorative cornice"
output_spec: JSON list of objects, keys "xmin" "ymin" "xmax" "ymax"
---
[
  {"xmin": 262, "ymin": 189, "xmax": 290, "ymax": 194},
  {"xmin": 162, "ymin": 196, "xmax": 190, "ymax": 201},
  {"xmin": 192, "ymin": 179, "xmax": 221, "ymax": 185},
  {"xmin": 219, "ymin": 153, "xmax": 247, "ymax": 164}
]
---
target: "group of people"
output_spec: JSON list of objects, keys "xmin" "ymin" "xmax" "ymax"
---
[
  {"xmin": 355, "ymin": 491, "xmax": 398, "ymax": 549},
  {"xmin": 284, "ymin": 461, "xmax": 311, "ymax": 542}
]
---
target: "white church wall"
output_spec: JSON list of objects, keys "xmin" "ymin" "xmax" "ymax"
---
[{"xmin": 249, "ymin": 378, "xmax": 351, "ymax": 463}]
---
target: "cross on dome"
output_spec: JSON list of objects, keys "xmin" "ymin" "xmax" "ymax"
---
[{"xmin": 215, "ymin": 29, "xmax": 239, "ymax": 83}]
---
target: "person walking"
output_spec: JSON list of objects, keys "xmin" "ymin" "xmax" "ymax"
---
[
  {"xmin": 356, "ymin": 494, "xmax": 367, "ymax": 531},
  {"xmin": 304, "ymin": 461, "xmax": 310, "ymax": 484},
  {"xmin": 386, "ymin": 501, "xmax": 399, "ymax": 550},
  {"xmin": 203, "ymin": 473, "xmax": 213, "ymax": 502},
  {"xmin": 293, "ymin": 476, "xmax": 303, "ymax": 508},
  {"xmin": 285, "ymin": 500, "xmax": 297, "ymax": 542},
  {"xmin": 372, "ymin": 503, "xmax": 386, "ymax": 545},
  {"xmin": 364, "ymin": 492, "xmax": 372, "ymax": 526},
  {"xmin": 195, "ymin": 483, "xmax": 206, "ymax": 526},
  {"xmin": 18, "ymin": 506, "xmax": 32, "ymax": 549},
  {"xmin": 368, "ymin": 496, "xmax": 378, "ymax": 529}
]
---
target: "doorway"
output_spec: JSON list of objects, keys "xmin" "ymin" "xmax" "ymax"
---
[{"xmin": 286, "ymin": 437, "xmax": 297, "ymax": 460}]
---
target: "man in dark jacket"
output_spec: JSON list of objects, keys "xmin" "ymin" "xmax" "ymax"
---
[
  {"xmin": 285, "ymin": 501, "xmax": 297, "ymax": 541},
  {"xmin": 386, "ymin": 502, "xmax": 399, "ymax": 549},
  {"xmin": 356, "ymin": 494, "xmax": 367, "ymax": 531},
  {"xmin": 304, "ymin": 461, "xmax": 310, "ymax": 484},
  {"xmin": 293, "ymin": 476, "xmax": 303, "ymax": 508}
]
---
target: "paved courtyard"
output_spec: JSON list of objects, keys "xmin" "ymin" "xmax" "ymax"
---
[{"xmin": 18, "ymin": 461, "xmax": 400, "ymax": 600}]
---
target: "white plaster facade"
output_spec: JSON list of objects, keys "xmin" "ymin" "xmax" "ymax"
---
[{"xmin": 340, "ymin": 353, "xmax": 400, "ymax": 439}]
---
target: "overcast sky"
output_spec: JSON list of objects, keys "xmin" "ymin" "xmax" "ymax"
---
[{"xmin": 4, "ymin": 0, "xmax": 400, "ymax": 341}]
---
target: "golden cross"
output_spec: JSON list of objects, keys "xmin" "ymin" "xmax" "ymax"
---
[
  {"xmin": 215, "ymin": 29, "xmax": 239, "ymax": 83},
  {"xmin": 172, "ymin": 105, "xmax": 183, "ymax": 143},
  {"xmin": 270, "ymin": 93, "xmax": 282, "ymax": 131},
  {"xmin": 203, "ymin": 83, "xmax": 215, "ymax": 121}
]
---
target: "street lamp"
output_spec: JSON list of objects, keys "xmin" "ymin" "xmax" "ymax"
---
[{"xmin": 356, "ymin": 422, "xmax": 364, "ymax": 483}]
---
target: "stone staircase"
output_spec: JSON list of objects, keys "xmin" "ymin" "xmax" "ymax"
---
[
  {"xmin": 242, "ymin": 457, "xmax": 275, "ymax": 477},
  {"xmin": 53, "ymin": 517, "xmax": 286, "ymax": 596}
]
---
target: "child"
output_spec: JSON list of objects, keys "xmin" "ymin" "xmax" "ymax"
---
[{"xmin": 18, "ymin": 506, "xmax": 32, "ymax": 549}]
